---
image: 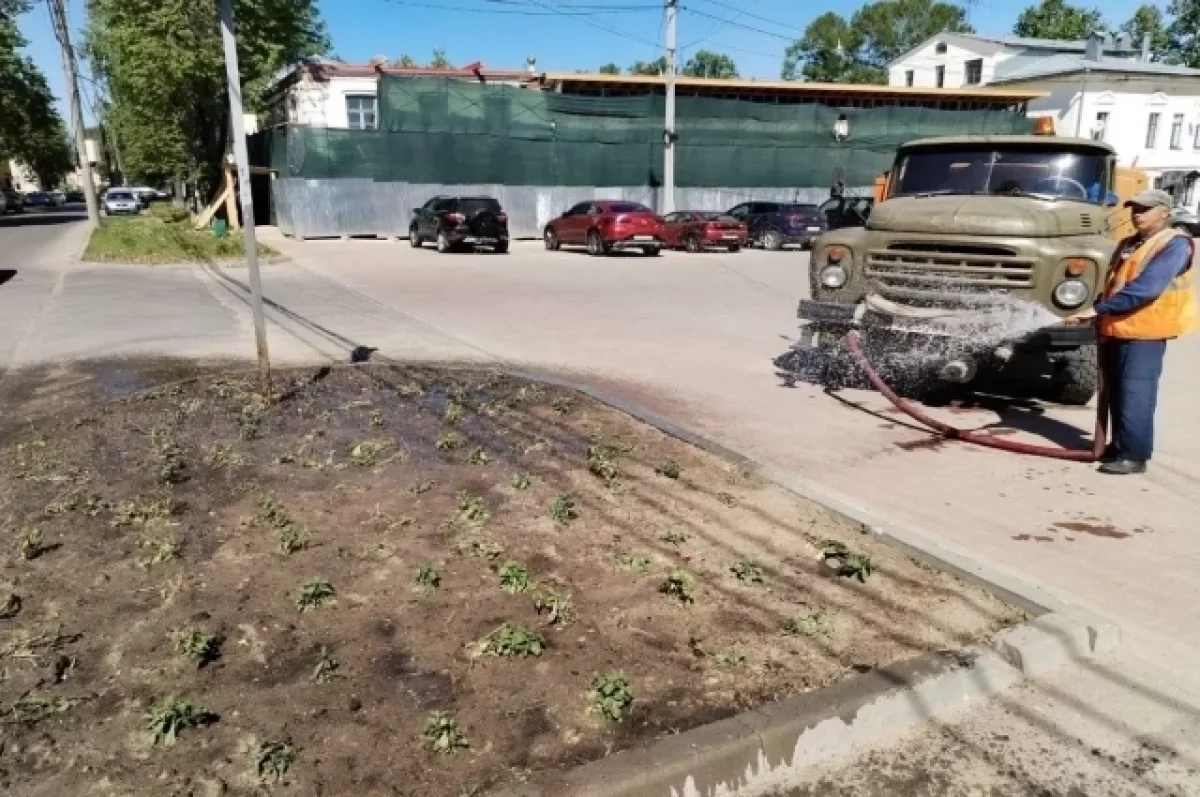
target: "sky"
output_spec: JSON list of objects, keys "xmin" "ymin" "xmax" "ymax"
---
[{"xmin": 19, "ymin": 0, "xmax": 1155, "ymax": 124}]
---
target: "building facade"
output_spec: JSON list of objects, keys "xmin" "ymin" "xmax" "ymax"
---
[{"xmin": 890, "ymin": 32, "xmax": 1200, "ymax": 210}]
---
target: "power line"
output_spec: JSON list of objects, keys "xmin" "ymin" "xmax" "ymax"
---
[
  {"xmin": 681, "ymin": 6, "xmax": 797, "ymax": 43},
  {"xmin": 689, "ymin": 0, "xmax": 807, "ymax": 36},
  {"xmin": 375, "ymin": 0, "xmax": 659, "ymax": 13},
  {"xmin": 523, "ymin": 0, "xmax": 664, "ymax": 49}
]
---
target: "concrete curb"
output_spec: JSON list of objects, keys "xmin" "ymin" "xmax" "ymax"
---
[{"xmin": 494, "ymin": 613, "xmax": 1108, "ymax": 797}]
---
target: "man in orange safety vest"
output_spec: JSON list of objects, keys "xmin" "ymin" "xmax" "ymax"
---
[{"xmin": 1065, "ymin": 189, "xmax": 1197, "ymax": 475}]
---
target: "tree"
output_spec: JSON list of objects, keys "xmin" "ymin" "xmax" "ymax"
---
[
  {"xmin": 1165, "ymin": 0, "xmax": 1200, "ymax": 67},
  {"xmin": 393, "ymin": 54, "xmax": 417, "ymax": 68},
  {"xmin": 629, "ymin": 56, "xmax": 668, "ymax": 75},
  {"xmin": 429, "ymin": 48, "xmax": 453, "ymax": 69},
  {"xmin": 597, "ymin": 62, "xmax": 621, "ymax": 74},
  {"xmin": 682, "ymin": 50, "xmax": 738, "ymax": 79},
  {"xmin": 782, "ymin": 0, "xmax": 971, "ymax": 83},
  {"xmin": 0, "ymin": 0, "xmax": 71, "ymax": 178},
  {"xmin": 85, "ymin": 0, "xmax": 329, "ymax": 191},
  {"xmin": 1013, "ymin": 0, "xmax": 1104, "ymax": 39},
  {"xmin": 1121, "ymin": 5, "xmax": 1171, "ymax": 60}
]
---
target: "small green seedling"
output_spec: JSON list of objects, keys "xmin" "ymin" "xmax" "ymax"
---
[
  {"xmin": 468, "ymin": 447, "xmax": 491, "ymax": 465},
  {"xmin": 512, "ymin": 472, "xmax": 532, "ymax": 490},
  {"xmin": 139, "ymin": 533, "xmax": 179, "ymax": 566},
  {"xmin": 532, "ymin": 584, "xmax": 574, "ymax": 626},
  {"xmin": 311, "ymin": 646, "xmax": 340, "ymax": 684},
  {"xmin": 549, "ymin": 494, "xmax": 579, "ymax": 525},
  {"xmin": 712, "ymin": 648, "xmax": 746, "ymax": 667},
  {"xmin": 279, "ymin": 525, "xmax": 308, "ymax": 555},
  {"xmin": 436, "ymin": 432, "xmax": 465, "ymax": 452},
  {"xmin": 171, "ymin": 627, "xmax": 220, "ymax": 666},
  {"xmin": 348, "ymin": 439, "xmax": 394, "ymax": 467},
  {"xmin": 296, "ymin": 579, "xmax": 335, "ymax": 612},
  {"xmin": 457, "ymin": 491, "xmax": 489, "ymax": 524},
  {"xmin": 112, "ymin": 493, "xmax": 181, "ymax": 527},
  {"xmin": 840, "ymin": 554, "xmax": 876, "ymax": 583},
  {"xmin": 591, "ymin": 672, "xmax": 634, "ymax": 723},
  {"xmin": 4, "ymin": 693, "xmax": 83, "ymax": 723},
  {"xmin": 238, "ymin": 394, "xmax": 270, "ymax": 440},
  {"xmin": 145, "ymin": 698, "xmax": 214, "ymax": 747},
  {"xmin": 660, "ymin": 531, "xmax": 689, "ymax": 547},
  {"xmin": 498, "ymin": 561, "xmax": 530, "ymax": 594},
  {"xmin": 731, "ymin": 559, "xmax": 764, "ymax": 586},
  {"xmin": 409, "ymin": 479, "xmax": 436, "ymax": 495},
  {"xmin": 782, "ymin": 612, "xmax": 832, "ymax": 637},
  {"xmin": 457, "ymin": 535, "xmax": 505, "ymax": 561},
  {"xmin": 256, "ymin": 739, "xmax": 298, "ymax": 783},
  {"xmin": 615, "ymin": 554, "xmax": 653, "ymax": 575},
  {"xmin": 716, "ymin": 491, "xmax": 738, "ymax": 507},
  {"xmin": 655, "ymin": 459, "xmax": 682, "ymax": 479},
  {"xmin": 18, "ymin": 528, "xmax": 47, "ymax": 560},
  {"xmin": 586, "ymin": 444, "xmax": 619, "ymax": 485},
  {"xmin": 414, "ymin": 564, "xmax": 441, "ymax": 595},
  {"xmin": 424, "ymin": 711, "xmax": 468, "ymax": 754},
  {"xmin": 659, "ymin": 569, "xmax": 695, "ymax": 604},
  {"xmin": 552, "ymin": 396, "xmax": 574, "ymax": 414},
  {"xmin": 369, "ymin": 408, "xmax": 385, "ymax": 427},
  {"xmin": 444, "ymin": 401, "xmax": 464, "ymax": 425},
  {"xmin": 470, "ymin": 622, "xmax": 546, "ymax": 658}
]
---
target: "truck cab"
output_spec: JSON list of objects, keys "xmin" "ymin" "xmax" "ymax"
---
[{"xmin": 798, "ymin": 135, "xmax": 1121, "ymax": 405}]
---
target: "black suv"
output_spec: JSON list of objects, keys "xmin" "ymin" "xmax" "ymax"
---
[
  {"xmin": 409, "ymin": 195, "xmax": 509, "ymax": 253},
  {"xmin": 726, "ymin": 201, "xmax": 827, "ymax": 250}
]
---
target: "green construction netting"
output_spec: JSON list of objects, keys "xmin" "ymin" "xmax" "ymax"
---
[{"xmin": 252, "ymin": 77, "xmax": 1033, "ymax": 187}]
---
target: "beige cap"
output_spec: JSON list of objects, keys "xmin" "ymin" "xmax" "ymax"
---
[{"xmin": 1125, "ymin": 188, "xmax": 1175, "ymax": 209}]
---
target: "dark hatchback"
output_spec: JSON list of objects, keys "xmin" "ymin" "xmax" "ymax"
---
[
  {"xmin": 409, "ymin": 196, "xmax": 509, "ymax": 254},
  {"xmin": 726, "ymin": 201, "xmax": 828, "ymax": 250}
]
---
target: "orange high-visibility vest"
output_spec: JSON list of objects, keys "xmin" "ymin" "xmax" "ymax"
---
[{"xmin": 1098, "ymin": 228, "xmax": 1199, "ymax": 340}]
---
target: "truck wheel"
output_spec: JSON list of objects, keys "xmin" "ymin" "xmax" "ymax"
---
[{"xmin": 1049, "ymin": 346, "xmax": 1099, "ymax": 406}]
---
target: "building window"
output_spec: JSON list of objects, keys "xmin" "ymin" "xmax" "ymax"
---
[
  {"xmin": 935, "ymin": 65, "xmax": 945, "ymax": 88},
  {"xmin": 346, "ymin": 94, "xmax": 378, "ymax": 130},
  {"xmin": 964, "ymin": 59, "xmax": 983, "ymax": 85},
  {"xmin": 1170, "ymin": 113, "xmax": 1184, "ymax": 149},
  {"xmin": 905, "ymin": 69, "xmax": 914, "ymax": 86},
  {"xmin": 1145, "ymin": 112, "xmax": 1160, "ymax": 148},
  {"xmin": 1093, "ymin": 111, "xmax": 1108, "ymax": 141},
  {"xmin": 935, "ymin": 42, "xmax": 947, "ymax": 54}
]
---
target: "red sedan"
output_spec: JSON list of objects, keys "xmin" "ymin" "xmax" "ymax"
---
[
  {"xmin": 543, "ymin": 200, "xmax": 665, "ymax": 257},
  {"xmin": 661, "ymin": 211, "xmax": 748, "ymax": 253}
]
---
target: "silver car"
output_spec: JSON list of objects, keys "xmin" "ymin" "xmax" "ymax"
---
[{"xmin": 103, "ymin": 189, "xmax": 140, "ymax": 216}]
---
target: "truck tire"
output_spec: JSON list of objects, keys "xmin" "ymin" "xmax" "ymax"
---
[{"xmin": 1049, "ymin": 346, "xmax": 1098, "ymax": 406}]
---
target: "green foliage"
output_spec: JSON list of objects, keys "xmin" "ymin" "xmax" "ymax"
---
[
  {"xmin": 83, "ymin": 217, "xmax": 277, "ymax": 264},
  {"xmin": 782, "ymin": 611, "xmax": 833, "ymax": 637},
  {"xmin": 470, "ymin": 622, "xmax": 546, "ymax": 658},
  {"xmin": 429, "ymin": 48, "xmax": 454, "ymax": 69},
  {"xmin": 498, "ymin": 560, "xmax": 530, "ymax": 594},
  {"xmin": 146, "ymin": 203, "xmax": 190, "ymax": 223},
  {"xmin": 591, "ymin": 672, "xmax": 634, "ymax": 722},
  {"xmin": 83, "ymin": 0, "xmax": 329, "ymax": 187},
  {"xmin": 586, "ymin": 444, "xmax": 620, "ymax": 485},
  {"xmin": 0, "ymin": 2, "xmax": 72, "ymax": 186},
  {"xmin": 1, "ymin": 693, "xmax": 84, "ymax": 725},
  {"xmin": 655, "ymin": 459, "xmax": 681, "ymax": 479},
  {"xmin": 1165, "ymin": 0, "xmax": 1200, "ymax": 67},
  {"xmin": 1013, "ymin": 0, "xmax": 1103, "ymax": 39},
  {"xmin": 436, "ymin": 432, "xmax": 465, "ymax": 451},
  {"xmin": 615, "ymin": 554, "xmax": 653, "ymax": 574},
  {"xmin": 468, "ymin": 447, "xmax": 491, "ymax": 465},
  {"xmin": 138, "ymin": 532, "xmax": 179, "ymax": 565},
  {"xmin": 296, "ymin": 578, "xmax": 335, "ymax": 611},
  {"xmin": 820, "ymin": 540, "xmax": 876, "ymax": 582},
  {"xmin": 512, "ymin": 472, "xmax": 532, "ymax": 490},
  {"xmin": 424, "ymin": 711, "xmax": 468, "ymax": 753},
  {"xmin": 629, "ymin": 56, "xmax": 668, "ymax": 75},
  {"xmin": 444, "ymin": 400, "xmax": 464, "ymax": 425},
  {"xmin": 660, "ymin": 530, "xmax": 688, "ymax": 547},
  {"xmin": 457, "ymin": 491, "xmax": 489, "ymax": 523},
  {"xmin": 311, "ymin": 645, "xmax": 339, "ymax": 684},
  {"xmin": 552, "ymin": 396, "xmax": 574, "ymax": 414},
  {"xmin": 716, "ymin": 491, "xmax": 738, "ymax": 507},
  {"xmin": 414, "ymin": 564, "xmax": 441, "ymax": 595},
  {"xmin": 256, "ymin": 496, "xmax": 308, "ymax": 555},
  {"xmin": 682, "ymin": 50, "xmax": 739, "ymax": 78},
  {"xmin": 597, "ymin": 62, "xmax": 621, "ymax": 74},
  {"xmin": 659, "ymin": 568, "xmax": 695, "ymax": 604},
  {"xmin": 532, "ymin": 583, "xmax": 574, "ymax": 626},
  {"xmin": 393, "ymin": 54, "xmax": 417, "ymax": 68},
  {"xmin": 781, "ymin": 0, "xmax": 972, "ymax": 82},
  {"xmin": 18, "ymin": 528, "xmax": 47, "ymax": 560},
  {"xmin": 731, "ymin": 559, "xmax": 764, "ymax": 586},
  {"xmin": 171, "ymin": 626, "xmax": 220, "ymax": 665},
  {"xmin": 457, "ymin": 534, "xmax": 505, "ymax": 561},
  {"xmin": 348, "ymin": 438, "xmax": 394, "ymax": 467},
  {"xmin": 256, "ymin": 739, "xmax": 298, "ymax": 782},
  {"xmin": 712, "ymin": 648, "xmax": 746, "ymax": 667},
  {"xmin": 549, "ymin": 494, "xmax": 580, "ymax": 525},
  {"xmin": 145, "ymin": 698, "xmax": 213, "ymax": 747}
]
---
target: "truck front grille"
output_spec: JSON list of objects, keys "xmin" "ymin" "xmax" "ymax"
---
[{"xmin": 865, "ymin": 243, "xmax": 1036, "ymax": 299}]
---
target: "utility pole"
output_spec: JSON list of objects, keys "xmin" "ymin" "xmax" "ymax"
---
[
  {"xmin": 663, "ymin": 0, "xmax": 677, "ymax": 214},
  {"xmin": 219, "ymin": 0, "xmax": 273, "ymax": 397},
  {"xmin": 48, "ymin": 0, "xmax": 100, "ymax": 226}
]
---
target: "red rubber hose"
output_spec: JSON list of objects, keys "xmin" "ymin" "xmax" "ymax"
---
[{"xmin": 844, "ymin": 331, "xmax": 1106, "ymax": 462}]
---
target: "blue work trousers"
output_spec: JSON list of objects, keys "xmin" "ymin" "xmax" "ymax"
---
[{"xmin": 1104, "ymin": 338, "xmax": 1167, "ymax": 463}]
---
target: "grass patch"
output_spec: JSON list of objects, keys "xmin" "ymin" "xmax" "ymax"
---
[{"xmin": 83, "ymin": 215, "xmax": 278, "ymax": 265}]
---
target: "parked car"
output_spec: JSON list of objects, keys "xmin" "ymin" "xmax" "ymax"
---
[
  {"xmin": 818, "ymin": 196, "xmax": 874, "ymax": 231},
  {"xmin": 1171, "ymin": 206, "xmax": 1200, "ymax": 236},
  {"xmin": 725, "ymin": 201, "xmax": 827, "ymax": 250},
  {"xmin": 48, "ymin": 190, "xmax": 66, "ymax": 206},
  {"xmin": 128, "ymin": 186, "xmax": 168, "ymax": 205},
  {"xmin": 409, "ymin": 195, "xmax": 509, "ymax": 253},
  {"xmin": 103, "ymin": 189, "xmax": 141, "ymax": 215},
  {"xmin": 23, "ymin": 191, "xmax": 53, "ymax": 208},
  {"xmin": 544, "ymin": 200, "xmax": 664, "ymax": 256},
  {"xmin": 2, "ymin": 188, "xmax": 25, "ymax": 214},
  {"xmin": 65, "ymin": 190, "xmax": 84, "ymax": 203},
  {"xmin": 661, "ymin": 211, "xmax": 748, "ymax": 252}
]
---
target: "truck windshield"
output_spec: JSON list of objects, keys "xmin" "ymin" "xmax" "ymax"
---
[{"xmin": 890, "ymin": 147, "xmax": 1110, "ymax": 204}]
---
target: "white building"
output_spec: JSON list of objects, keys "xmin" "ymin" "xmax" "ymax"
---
[
  {"xmin": 262, "ymin": 59, "xmax": 534, "ymax": 131},
  {"xmin": 890, "ymin": 32, "xmax": 1200, "ymax": 210}
]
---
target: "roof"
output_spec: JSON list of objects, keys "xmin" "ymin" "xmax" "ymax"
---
[
  {"xmin": 901, "ymin": 135, "xmax": 1117, "ymax": 154},
  {"xmin": 539, "ymin": 72, "xmax": 1044, "ymax": 101},
  {"xmin": 266, "ymin": 58, "xmax": 534, "ymax": 95},
  {"xmin": 990, "ymin": 53, "xmax": 1200, "ymax": 83},
  {"xmin": 889, "ymin": 31, "xmax": 1141, "ymax": 67}
]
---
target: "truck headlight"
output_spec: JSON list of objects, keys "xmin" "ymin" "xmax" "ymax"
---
[
  {"xmin": 820, "ymin": 264, "xmax": 848, "ymax": 289},
  {"xmin": 1053, "ymin": 278, "xmax": 1089, "ymax": 309}
]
